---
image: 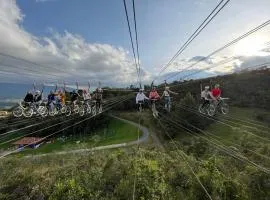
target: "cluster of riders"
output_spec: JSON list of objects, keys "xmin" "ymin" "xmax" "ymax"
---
[
  {"xmin": 16, "ymin": 82, "xmax": 224, "ymax": 118},
  {"xmin": 135, "ymin": 84, "xmax": 223, "ymax": 116},
  {"xmin": 21, "ymin": 87, "xmax": 103, "ymax": 117}
]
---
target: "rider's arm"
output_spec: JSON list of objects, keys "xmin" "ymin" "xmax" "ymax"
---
[
  {"xmin": 160, "ymin": 91, "xmax": 165, "ymax": 99},
  {"xmin": 144, "ymin": 94, "xmax": 149, "ymax": 100},
  {"xmin": 168, "ymin": 90, "xmax": 178, "ymax": 95}
]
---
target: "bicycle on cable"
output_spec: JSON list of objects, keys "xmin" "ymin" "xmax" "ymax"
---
[
  {"xmin": 90, "ymin": 100, "xmax": 97, "ymax": 116},
  {"xmin": 149, "ymin": 86, "xmax": 160, "ymax": 118},
  {"xmin": 79, "ymin": 89, "xmax": 92, "ymax": 116},
  {"xmin": 136, "ymin": 88, "xmax": 149, "ymax": 112},
  {"xmin": 22, "ymin": 90, "xmax": 48, "ymax": 118},
  {"xmin": 161, "ymin": 86, "xmax": 178, "ymax": 112},
  {"xmin": 93, "ymin": 87, "xmax": 103, "ymax": 114},
  {"xmin": 208, "ymin": 97, "xmax": 230, "ymax": 116},
  {"xmin": 199, "ymin": 84, "xmax": 229, "ymax": 116},
  {"xmin": 199, "ymin": 85, "xmax": 214, "ymax": 115},
  {"xmin": 70, "ymin": 89, "xmax": 81, "ymax": 114},
  {"xmin": 47, "ymin": 90, "xmax": 66, "ymax": 116}
]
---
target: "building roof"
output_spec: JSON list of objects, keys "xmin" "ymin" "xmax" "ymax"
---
[{"xmin": 13, "ymin": 137, "xmax": 43, "ymax": 145}]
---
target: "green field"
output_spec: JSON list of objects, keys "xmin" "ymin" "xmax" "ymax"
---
[
  {"xmin": 13, "ymin": 117, "xmax": 142, "ymax": 156},
  {"xmin": 207, "ymin": 106, "xmax": 270, "ymax": 141}
]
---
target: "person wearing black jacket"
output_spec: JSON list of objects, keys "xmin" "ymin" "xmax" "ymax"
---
[{"xmin": 24, "ymin": 91, "xmax": 34, "ymax": 103}]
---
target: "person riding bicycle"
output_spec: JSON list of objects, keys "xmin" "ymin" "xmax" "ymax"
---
[
  {"xmin": 34, "ymin": 90, "xmax": 42, "ymax": 104},
  {"xmin": 47, "ymin": 90, "xmax": 56, "ymax": 111},
  {"xmin": 161, "ymin": 86, "xmax": 178, "ymax": 110},
  {"xmin": 149, "ymin": 86, "xmax": 160, "ymax": 117},
  {"xmin": 83, "ymin": 89, "xmax": 91, "ymax": 105},
  {"xmin": 59, "ymin": 89, "xmax": 66, "ymax": 105},
  {"xmin": 136, "ymin": 89, "xmax": 149, "ymax": 111},
  {"xmin": 70, "ymin": 90, "xmax": 79, "ymax": 107},
  {"xmin": 201, "ymin": 86, "xmax": 215, "ymax": 109},
  {"xmin": 24, "ymin": 91, "xmax": 34, "ymax": 103},
  {"xmin": 23, "ymin": 91, "xmax": 34, "ymax": 107},
  {"xmin": 94, "ymin": 87, "xmax": 103, "ymax": 112},
  {"xmin": 149, "ymin": 86, "xmax": 160, "ymax": 103},
  {"xmin": 54, "ymin": 89, "xmax": 63, "ymax": 110},
  {"xmin": 211, "ymin": 84, "xmax": 221, "ymax": 106},
  {"xmin": 211, "ymin": 84, "xmax": 221, "ymax": 99}
]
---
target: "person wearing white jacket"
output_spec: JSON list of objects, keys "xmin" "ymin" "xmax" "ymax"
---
[{"xmin": 136, "ymin": 89, "xmax": 149, "ymax": 111}]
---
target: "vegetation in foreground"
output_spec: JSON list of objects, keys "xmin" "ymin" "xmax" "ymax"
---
[{"xmin": 1, "ymin": 147, "xmax": 270, "ymax": 200}]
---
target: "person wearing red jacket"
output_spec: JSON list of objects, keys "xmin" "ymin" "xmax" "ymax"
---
[
  {"xmin": 211, "ymin": 84, "xmax": 221, "ymax": 100},
  {"xmin": 149, "ymin": 86, "xmax": 160, "ymax": 102},
  {"xmin": 149, "ymin": 86, "xmax": 160, "ymax": 117}
]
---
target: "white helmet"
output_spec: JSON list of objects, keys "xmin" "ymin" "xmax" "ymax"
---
[
  {"xmin": 165, "ymin": 86, "xmax": 169, "ymax": 90},
  {"xmin": 139, "ymin": 88, "xmax": 143, "ymax": 92},
  {"xmin": 35, "ymin": 90, "xmax": 41, "ymax": 95}
]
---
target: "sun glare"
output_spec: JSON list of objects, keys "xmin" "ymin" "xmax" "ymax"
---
[
  {"xmin": 233, "ymin": 37, "xmax": 268, "ymax": 56},
  {"xmin": 234, "ymin": 37, "xmax": 267, "ymax": 56}
]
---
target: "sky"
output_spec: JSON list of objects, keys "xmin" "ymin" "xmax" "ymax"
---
[{"xmin": 0, "ymin": 0, "xmax": 270, "ymax": 90}]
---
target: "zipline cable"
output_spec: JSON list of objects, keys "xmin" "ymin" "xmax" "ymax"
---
[
  {"xmin": 155, "ymin": 0, "xmax": 230, "ymax": 81},
  {"xmin": 157, "ymin": 117, "xmax": 213, "ymax": 200},
  {"xmin": 158, "ymin": 113, "xmax": 270, "ymax": 174},
  {"xmin": 165, "ymin": 20, "xmax": 270, "ymax": 81},
  {"xmin": 123, "ymin": 0, "xmax": 140, "ymax": 85},
  {"xmin": 132, "ymin": 0, "xmax": 142, "ymax": 87}
]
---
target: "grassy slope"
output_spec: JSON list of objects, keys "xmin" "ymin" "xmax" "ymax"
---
[
  {"xmin": 207, "ymin": 106, "xmax": 270, "ymax": 142},
  {"xmin": 14, "ymin": 117, "xmax": 142, "ymax": 156}
]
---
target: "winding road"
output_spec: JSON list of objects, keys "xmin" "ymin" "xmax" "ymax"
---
[{"xmin": 24, "ymin": 115, "xmax": 150, "ymax": 158}]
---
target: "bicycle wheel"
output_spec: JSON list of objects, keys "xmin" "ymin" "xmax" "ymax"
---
[
  {"xmin": 13, "ymin": 106, "xmax": 23, "ymax": 117},
  {"xmin": 49, "ymin": 107, "xmax": 57, "ymax": 116},
  {"xmin": 74, "ymin": 105, "xmax": 79, "ymax": 114},
  {"xmin": 207, "ymin": 104, "xmax": 216, "ymax": 116},
  {"xmin": 198, "ymin": 104, "xmax": 206, "ymax": 114},
  {"xmin": 38, "ymin": 106, "xmax": 47, "ymax": 117},
  {"xmin": 79, "ymin": 105, "xmax": 85, "ymax": 116},
  {"xmin": 61, "ymin": 105, "xmax": 67, "ymax": 114},
  {"xmin": 65, "ymin": 106, "xmax": 71, "ymax": 116},
  {"xmin": 221, "ymin": 103, "xmax": 229, "ymax": 114},
  {"xmin": 23, "ymin": 107, "xmax": 33, "ymax": 118},
  {"xmin": 86, "ymin": 104, "xmax": 92, "ymax": 114},
  {"xmin": 99, "ymin": 105, "xmax": 103, "ymax": 113},
  {"xmin": 42, "ymin": 107, "xmax": 48, "ymax": 117}
]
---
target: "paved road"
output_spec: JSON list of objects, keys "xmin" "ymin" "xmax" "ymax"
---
[{"xmin": 24, "ymin": 115, "xmax": 150, "ymax": 158}]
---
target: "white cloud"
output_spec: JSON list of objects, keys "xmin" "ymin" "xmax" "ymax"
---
[
  {"xmin": 158, "ymin": 54, "xmax": 270, "ymax": 82},
  {"xmin": 0, "ymin": 0, "xmax": 150, "ymax": 87}
]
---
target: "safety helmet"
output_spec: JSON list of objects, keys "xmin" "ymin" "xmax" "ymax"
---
[
  {"xmin": 165, "ymin": 86, "xmax": 169, "ymax": 90},
  {"xmin": 139, "ymin": 88, "xmax": 143, "ymax": 92},
  {"xmin": 35, "ymin": 90, "xmax": 41, "ymax": 95},
  {"xmin": 205, "ymin": 86, "xmax": 210, "ymax": 90}
]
